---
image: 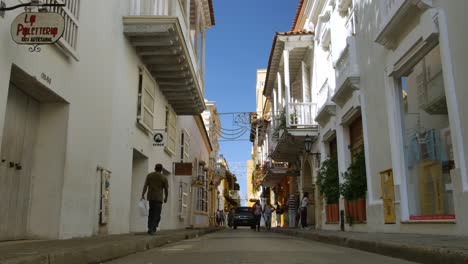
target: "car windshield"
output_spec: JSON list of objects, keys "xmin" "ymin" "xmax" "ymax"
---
[{"xmin": 235, "ymin": 207, "xmax": 251, "ymax": 213}]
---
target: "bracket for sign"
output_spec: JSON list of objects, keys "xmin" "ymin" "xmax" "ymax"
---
[
  {"xmin": 28, "ymin": 44, "xmax": 41, "ymax": 52},
  {"xmin": 0, "ymin": 1, "xmax": 5, "ymax": 18},
  {"xmin": 0, "ymin": 2, "xmax": 65, "ymax": 12}
]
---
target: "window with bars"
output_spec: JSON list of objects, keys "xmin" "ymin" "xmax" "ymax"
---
[
  {"xmin": 165, "ymin": 106, "xmax": 177, "ymax": 155},
  {"xmin": 196, "ymin": 164, "xmax": 208, "ymax": 212},
  {"xmin": 45, "ymin": 0, "xmax": 80, "ymax": 59},
  {"xmin": 137, "ymin": 67, "xmax": 156, "ymax": 132}
]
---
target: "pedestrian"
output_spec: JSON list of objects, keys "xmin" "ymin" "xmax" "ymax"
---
[
  {"xmin": 220, "ymin": 210, "xmax": 225, "ymax": 226},
  {"xmin": 216, "ymin": 210, "xmax": 222, "ymax": 226},
  {"xmin": 295, "ymin": 192, "xmax": 301, "ymax": 227},
  {"xmin": 227, "ymin": 208, "xmax": 235, "ymax": 228},
  {"xmin": 252, "ymin": 200, "xmax": 262, "ymax": 231},
  {"xmin": 286, "ymin": 194, "xmax": 297, "ymax": 228},
  {"xmin": 141, "ymin": 163, "xmax": 168, "ymax": 235},
  {"xmin": 275, "ymin": 201, "xmax": 283, "ymax": 227},
  {"xmin": 263, "ymin": 203, "xmax": 275, "ymax": 230},
  {"xmin": 300, "ymin": 192, "xmax": 310, "ymax": 229}
]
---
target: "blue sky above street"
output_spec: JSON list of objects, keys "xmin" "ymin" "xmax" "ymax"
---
[{"xmin": 205, "ymin": 0, "xmax": 298, "ymax": 204}]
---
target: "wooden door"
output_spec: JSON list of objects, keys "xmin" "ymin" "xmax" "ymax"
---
[{"xmin": 0, "ymin": 84, "xmax": 39, "ymax": 240}]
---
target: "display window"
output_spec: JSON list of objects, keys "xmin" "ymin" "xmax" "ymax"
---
[{"xmin": 398, "ymin": 45, "xmax": 455, "ymax": 220}]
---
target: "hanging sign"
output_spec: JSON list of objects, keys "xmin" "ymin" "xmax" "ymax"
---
[
  {"xmin": 11, "ymin": 12, "xmax": 65, "ymax": 45},
  {"xmin": 174, "ymin": 163, "xmax": 193, "ymax": 176},
  {"xmin": 152, "ymin": 130, "xmax": 166, "ymax": 147}
]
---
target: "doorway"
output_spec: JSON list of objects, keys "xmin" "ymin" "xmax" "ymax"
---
[
  {"xmin": 130, "ymin": 149, "xmax": 149, "ymax": 233},
  {"xmin": 0, "ymin": 84, "xmax": 39, "ymax": 241}
]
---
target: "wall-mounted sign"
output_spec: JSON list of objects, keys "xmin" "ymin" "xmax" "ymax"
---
[
  {"xmin": 11, "ymin": 12, "xmax": 65, "ymax": 45},
  {"xmin": 152, "ymin": 130, "xmax": 166, "ymax": 147},
  {"xmin": 380, "ymin": 169, "xmax": 396, "ymax": 224},
  {"xmin": 174, "ymin": 163, "xmax": 193, "ymax": 176}
]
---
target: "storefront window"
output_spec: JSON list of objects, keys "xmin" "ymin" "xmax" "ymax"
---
[{"xmin": 399, "ymin": 45, "xmax": 455, "ymax": 220}]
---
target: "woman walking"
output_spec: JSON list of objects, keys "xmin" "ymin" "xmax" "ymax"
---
[
  {"xmin": 263, "ymin": 203, "xmax": 275, "ymax": 230},
  {"xmin": 252, "ymin": 200, "xmax": 262, "ymax": 231},
  {"xmin": 300, "ymin": 192, "xmax": 310, "ymax": 229}
]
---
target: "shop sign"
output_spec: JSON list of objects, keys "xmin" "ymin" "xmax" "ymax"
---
[
  {"xmin": 152, "ymin": 130, "xmax": 166, "ymax": 147},
  {"xmin": 11, "ymin": 12, "xmax": 65, "ymax": 45},
  {"xmin": 174, "ymin": 163, "xmax": 193, "ymax": 176}
]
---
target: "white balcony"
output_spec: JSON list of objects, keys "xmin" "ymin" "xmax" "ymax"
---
[
  {"xmin": 288, "ymin": 103, "xmax": 318, "ymax": 127},
  {"xmin": 124, "ymin": 0, "xmax": 214, "ymax": 115},
  {"xmin": 332, "ymin": 36, "xmax": 360, "ymax": 107},
  {"xmin": 375, "ymin": 0, "xmax": 433, "ymax": 49}
]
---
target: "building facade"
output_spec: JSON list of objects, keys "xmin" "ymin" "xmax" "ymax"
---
[
  {"xmin": 258, "ymin": 0, "xmax": 468, "ymax": 235},
  {"xmin": 0, "ymin": 0, "xmax": 216, "ymax": 240}
]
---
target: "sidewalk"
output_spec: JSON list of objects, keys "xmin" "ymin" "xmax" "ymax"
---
[
  {"xmin": 272, "ymin": 228, "xmax": 468, "ymax": 264},
  {"xmin": 0, "ymin": 228, "xmax": 220, "ymax": 264}
]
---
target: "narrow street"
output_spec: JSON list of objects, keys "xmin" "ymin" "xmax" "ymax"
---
[{"xmin": 105, "ymin": 229, "xmax": 416, "ymax": 264}]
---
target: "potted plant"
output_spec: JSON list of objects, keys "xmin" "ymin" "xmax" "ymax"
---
[
  {"xmin": 290, "ymin": 112, "xmax": 298, "ymax": 127},
  {"xmin": 316, "ymin": 156, "xmax": 340, "ymax": 223},
  {"xmin": 340, "ymin": 148, "xmax": 367, "ymax": 223}
]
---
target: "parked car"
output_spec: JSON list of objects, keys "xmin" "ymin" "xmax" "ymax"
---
[{"xmin": 233, "ymin": 206, "xmax": 256, "ymax": 229}]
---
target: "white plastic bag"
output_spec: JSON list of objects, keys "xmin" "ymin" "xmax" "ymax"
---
[{"xmin": 138, "ymin": 199, "xmax": 149, "ymax": 216}]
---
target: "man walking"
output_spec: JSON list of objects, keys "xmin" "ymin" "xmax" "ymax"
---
[{"xmin": 141, "ymin": 164, "xmax": 168, "ymax": 235}]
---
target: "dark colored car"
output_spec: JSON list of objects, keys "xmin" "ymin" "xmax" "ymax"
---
[{"xmin": 233, "ymin": 206, "xmax": 256, "ymax": 229}]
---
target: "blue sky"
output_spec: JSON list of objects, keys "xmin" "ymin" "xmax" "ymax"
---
[{"xmin": 205, "ymin": 0, "xmax": 298, "ymax": 205}]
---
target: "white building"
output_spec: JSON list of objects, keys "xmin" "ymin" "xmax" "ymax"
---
[
  {"xmin": 0, "ymin": 0, "xmax": 216, "ymax": 240},
  {"xmin": 274, "ymin": 0, "xmax": 468, "ymax": 236}
]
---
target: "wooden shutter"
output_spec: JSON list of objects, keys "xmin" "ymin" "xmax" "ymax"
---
[
  {"xmin": 180, "ymin": 130, "xmax": 190, "ymax": 162},
  {"xmin": 165, "ymin": 106, "xmax": 177, "ymax": 155},
  {"xmin": 138, "ymin": 67, "xmax": 156, "ymax": 132}
]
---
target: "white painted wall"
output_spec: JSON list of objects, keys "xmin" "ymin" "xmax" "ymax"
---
[{"xmin": 0, "ymin": 0, "xmax": 214, "ymax": 240}]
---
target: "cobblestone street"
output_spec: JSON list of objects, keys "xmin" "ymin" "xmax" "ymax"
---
[{"xmin": 105, "ymin": 229, "xmax": 417, "ymax": 264}]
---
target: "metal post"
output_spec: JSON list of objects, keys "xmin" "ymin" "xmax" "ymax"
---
[{"xmin": 340, "ymin": 210, "xmax": 345, "ymax": 231}]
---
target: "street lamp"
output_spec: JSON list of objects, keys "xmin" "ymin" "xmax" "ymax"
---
[{"xmin": 304, "ymin": 135, "xmax": 313, "ymax": 153}]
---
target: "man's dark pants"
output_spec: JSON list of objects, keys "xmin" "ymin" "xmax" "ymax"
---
[{"xmin": 148, "ymin": 201, "xmax": 163, "ymax": 232}]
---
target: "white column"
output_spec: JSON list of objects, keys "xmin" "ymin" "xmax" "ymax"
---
[
  {"xmin": 283, "ymin": 49, "xmax": 291, "ymax": 126},
  {"xmin": 301, "ymin": 61, "xmax": 308, "ymax": 125},
  {"xmin": 277, "ymin": 72, "xmax": 283, "ymax": 111},
  {"xmin": 201, "ymin": 30, "xmax": 206, "ymax": 88},
  {"xmin": 273, "ymin": 88, "xmax": 278, "ymax": 129}
]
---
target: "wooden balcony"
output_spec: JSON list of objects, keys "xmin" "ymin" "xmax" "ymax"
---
[{"xmin": 124, "ymin": 0, "xmax": 212, "ymax": 114}]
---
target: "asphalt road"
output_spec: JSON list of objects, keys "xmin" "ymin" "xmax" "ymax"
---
[{"xmin": 105, "ymin": 228, "xmax": 418, "ymax": 264}]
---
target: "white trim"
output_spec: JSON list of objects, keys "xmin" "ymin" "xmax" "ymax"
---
[
  {"xmin": 436, "ymin": 9, "xmax": 468, "ymax": 192},
  {"xmin": 359, "ymin": 90, "xmax": 382, "ymax": 205},
  {"xmin": 381, "ymin": 10, "xmax": 468, "ymax": 220}
]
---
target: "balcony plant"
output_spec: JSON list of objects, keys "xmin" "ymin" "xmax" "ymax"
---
[
  {"xmin": 272, "ymin": 110, "xmax": 286, "ymax": 139},
  {"xmin": 316, "ymin": 156, "xmax": 340, "ymax": 223},
  {"xmin": 340, "ymin": 148, "xmax": 367, "ymax": 224},
  {"xmin": 290, "ymin": 112, "xmax": 298, "ymax": 127}
]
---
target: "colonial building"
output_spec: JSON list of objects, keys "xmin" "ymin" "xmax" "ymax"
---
[
  {"xmin": 258, "ymin": 0, "xmax": 468, "ymax": 236},
  {"xmin": 0, "ymin": 0, "xmax": 216, "ymax": 240}
]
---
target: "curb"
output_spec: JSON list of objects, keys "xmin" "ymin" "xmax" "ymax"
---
[
  {"xmin": 272, "ymin": 229, "xmax": 468, "ymax": 264},
  {"xmin": 0, "ymin": 228, "xmax": 221, "ymax": 264}
]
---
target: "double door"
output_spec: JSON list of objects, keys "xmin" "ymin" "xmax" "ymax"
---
[{"xmin": 0, "ymin": 84, "xmax": 39, "ymax": 240}]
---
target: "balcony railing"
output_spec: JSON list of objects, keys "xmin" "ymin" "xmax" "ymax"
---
[
  {"xmin": 288, "ymin": 103, "xmax": 318, "ymax": 127},
  {"xmin": 334, "ymin": 37, "xmax": 360, "ymax": 94}
]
